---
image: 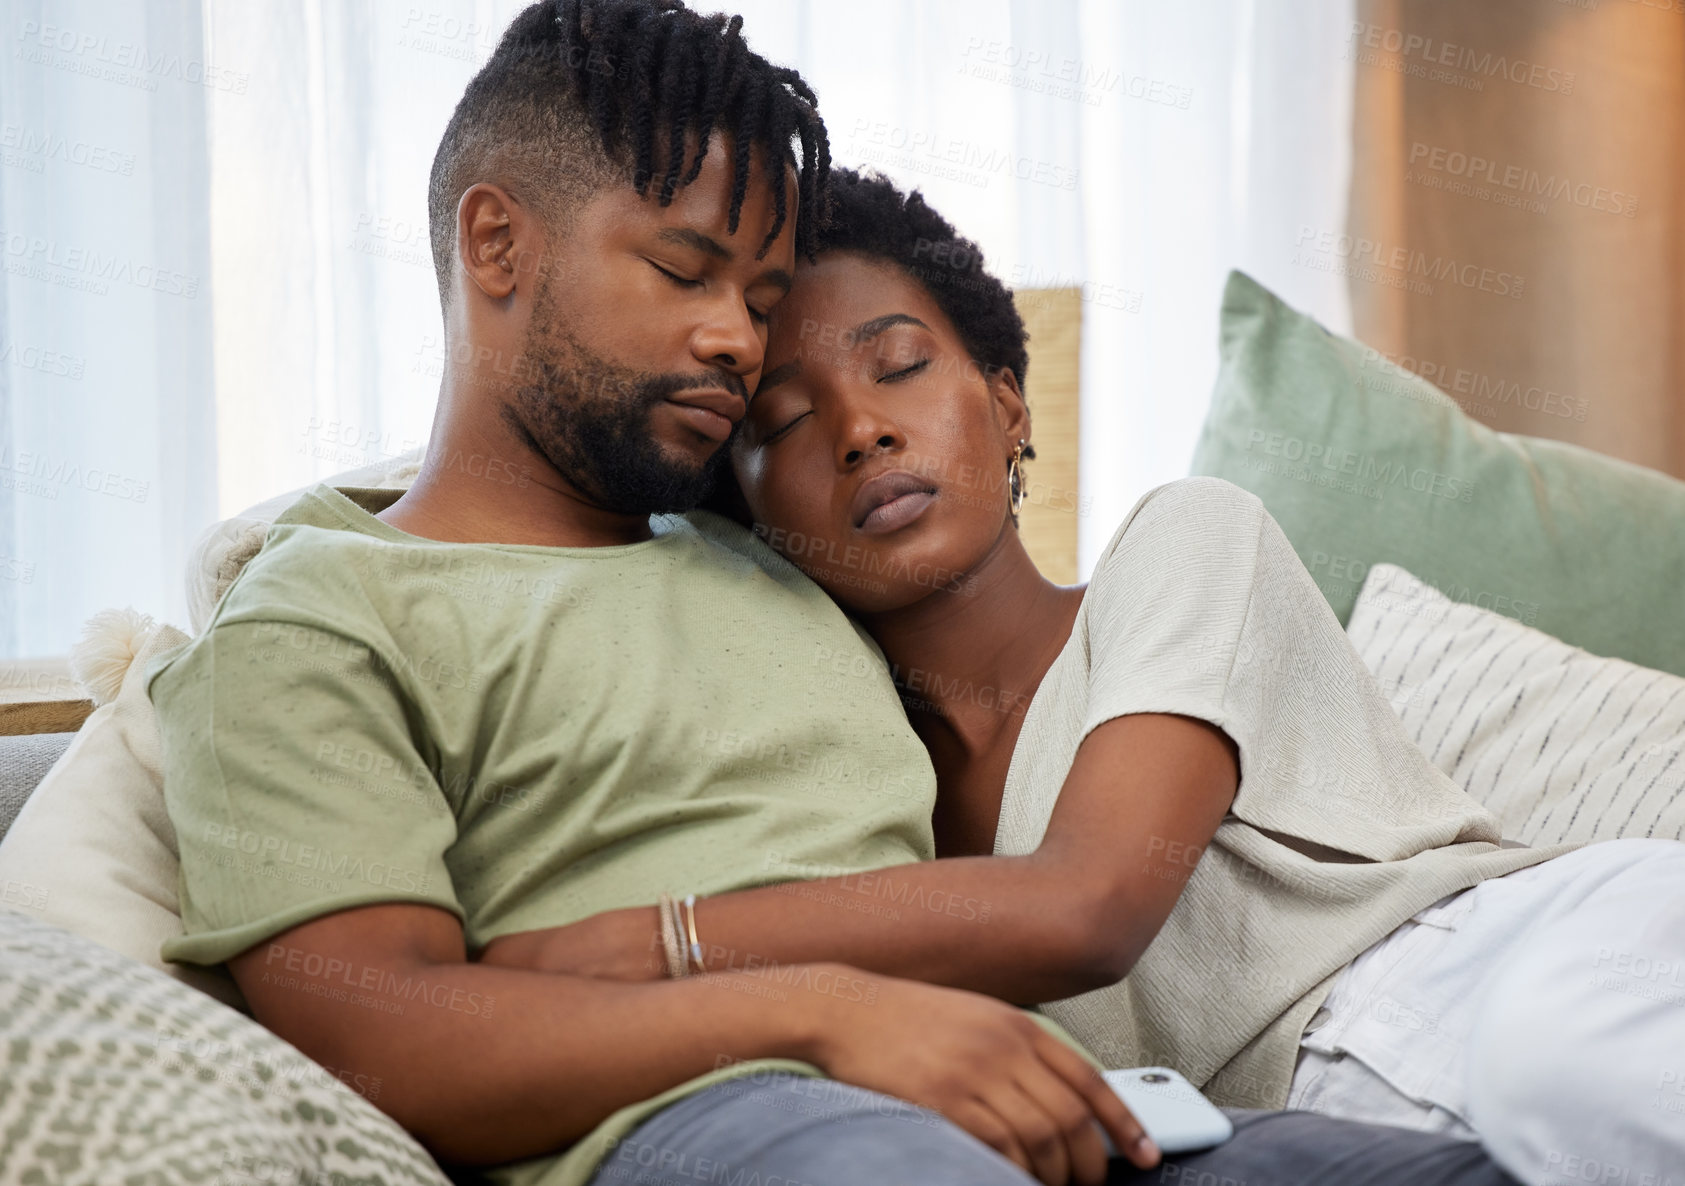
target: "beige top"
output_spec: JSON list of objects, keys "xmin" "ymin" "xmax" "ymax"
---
[{"xmin": 994, "ymin": 477, "xmax": 1573, "ymax": 1108}]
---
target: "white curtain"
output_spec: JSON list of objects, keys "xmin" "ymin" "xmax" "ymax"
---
[
  {"xmin": 0, "ymin": 0, "xmax": 1353, "ymax": 659},
  {"xmin": 1, "ymin": 0, "xmax": 217, "ymax": 660}
]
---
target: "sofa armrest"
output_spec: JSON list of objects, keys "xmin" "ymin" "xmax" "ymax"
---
[{"xmin": 0, "ymin": 732, "xmax": 76, "ymax": 843}]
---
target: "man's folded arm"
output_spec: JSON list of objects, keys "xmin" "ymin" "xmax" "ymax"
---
[
  {"xmin": 148, "ymin": 617, "xmax": 807, "ymax": 1163},
  {"xmin": 234, "ymin": 903, "xmax": 1161, "ymax": 1181},
  {"xmin": 227, "ymin": 902, "xmax": 827, "ymax": 1166}
]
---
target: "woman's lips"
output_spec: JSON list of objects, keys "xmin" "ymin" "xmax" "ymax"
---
[
  {"xmin": 859, "ymin": 489, "xmax": 937, "ymax": 535},
  {"xmin": 851, "ymin": 469, "xmax": 940, "ymax": 530}
]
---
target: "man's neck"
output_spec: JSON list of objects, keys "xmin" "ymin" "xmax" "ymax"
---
[{"xmin": 374, "ymin": 392, "xmax": 653, "ymax": 549}]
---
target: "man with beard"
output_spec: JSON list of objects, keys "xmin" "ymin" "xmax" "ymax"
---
[{"xmin": 148, "ymin": 4, "xmax": 1529, "ymax": 1186}]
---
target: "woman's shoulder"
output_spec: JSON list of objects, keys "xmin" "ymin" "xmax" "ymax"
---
[{"xmin": 1091, "ymin": 477, "xmax": 1268, "ymax": 587}]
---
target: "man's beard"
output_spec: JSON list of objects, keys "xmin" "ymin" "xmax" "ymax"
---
[{"xmin": 507, "ymin": 290, "xmax": 743, "ymax": 517}]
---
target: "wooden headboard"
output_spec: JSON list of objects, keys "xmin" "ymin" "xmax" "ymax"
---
[
  {"xmin": 0, "ymin": 657, "xmax": 92, "ymax": 736},
  {"xmin": 1013, "ymin": 288, "xmax": 1082, "ymax": 585}
]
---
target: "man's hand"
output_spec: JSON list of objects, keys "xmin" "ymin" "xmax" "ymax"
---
[
  {"xmin": 479, "ymin": 925, "xmax": 1157, "ymax": 1186},
  {"xmin": 801, "ymin": 969, "xmax": 1159, "ymax": 1186},
  {"xmin": 236, "ymin": 904, "xmax": 1153, "ymax": 1185},
  {"xmin": 477, "ymin": 908, "xmax": 664, "ymax": 981}
]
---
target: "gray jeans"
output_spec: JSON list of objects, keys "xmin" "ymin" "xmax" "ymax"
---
[{"xmin": 586, "ymin": 1073, "xmax": 1519, "ymax": 1186}]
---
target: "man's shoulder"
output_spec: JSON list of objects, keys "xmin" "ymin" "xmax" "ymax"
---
[
  {"xmin": 217, "ymin": 488, "xmax": 392, "ymax": 615},
  {"xmin": 166, "ymin": 484, "xmax": 399, "ymax": 667},
  {"xmin": 263, "ymin": 481, "xmax": 404, "ymax": 549},
  {"xmin": 675, "ymin": 509, "xmax": 812, "ymax": 588}
]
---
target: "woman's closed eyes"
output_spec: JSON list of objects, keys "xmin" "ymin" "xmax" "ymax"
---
[{"xmin": 759, "ymin": 356, "xmax": 933, "ymax": 444}]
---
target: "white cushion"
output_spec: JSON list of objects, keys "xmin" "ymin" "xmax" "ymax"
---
[
  {"xmin": 0, "ymin": 450, "xmax": 425, "ymax": 1005},
  {"xmin": 0, "ymin": 620, "xmax": 248, "ymax": 1007},
  {"xmin": 1347, "ymin": 563, "xmax": 1685, "ymax": 846}
]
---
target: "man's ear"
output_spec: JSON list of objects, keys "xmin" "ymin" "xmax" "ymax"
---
[
  {"xmin": 990, "ymin": 366, "xmax": 1032, "ymax": 452},
  {"xmin": 456, "ymin": 183, "xmax": 523, "ymax": 301}
]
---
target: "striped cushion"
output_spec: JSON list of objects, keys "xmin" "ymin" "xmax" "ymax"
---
[{"xmin": 1347, "ymin": 564, "xmax": 1685, "ymax": 847}]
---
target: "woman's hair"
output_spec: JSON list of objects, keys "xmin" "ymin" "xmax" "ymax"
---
[
  {"xmin": 699, "ymin": 167, "xmax": 1035, "ymax": 522},
  {"xmin": 816, "ymin": 167, "xmax": 1030, "ymax": 397}
]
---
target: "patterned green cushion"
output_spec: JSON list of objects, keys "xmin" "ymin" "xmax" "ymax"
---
[{"xmin": 0, "ymin": 909, "xmax": 450, "ymax": 1185}]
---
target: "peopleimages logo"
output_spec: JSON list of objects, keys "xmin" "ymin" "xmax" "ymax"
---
[
  {"xmin": 2, "ymin": 232, "xmax": 200, "ymax": 298},
  {"xmin": 1346, "ymin": 22, "xmax": 1576, "ymax": 94},
  {"xmin": 847, "ymin": 119, "xmax": 1080, "ymax": 192},
  {"xmin": 15, "ymin": 20, "xmax": 249, "ymax": 94},
  {"xmin": 262, "ymin": 943, "xmax": 493, "ymax": 1019},
  {"xmin": 1243, "ymin": 429, "xmax": 1477, "ymax": 502},
  {"xmin": 201, "ymin": 823, "xmax": 433, "ymax": 896},
  {"xmin": 1407, "ymin": 142, "xmax": 1638, "ymax": 217},
  {"xmin": 1295, "ymin": 226, "xmax": 1524, "ymax": 299},
  {"xmin": 0, "ymin": 449, "xmax": 149, "ymax": 502},
  {"xmin": 1358, "ymin": 346, "xmax": 1590, "ymax": 424},
  {"xmin": 1, "ymin": 124, "xmax": 136, "ymax": 174},
  {"xmin": 0, "ymin": 338, "xmax": 84, "ymax": 380}
]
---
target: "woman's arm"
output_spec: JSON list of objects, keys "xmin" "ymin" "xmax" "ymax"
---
[{"xmin": 481, "ymin": 712, "xmax": 1239, "ymax": 1005}]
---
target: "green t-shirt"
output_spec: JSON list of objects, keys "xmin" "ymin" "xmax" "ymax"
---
[{"xmin": 147, "ymin": 483, "xmax": 940, "ymax": 1186}]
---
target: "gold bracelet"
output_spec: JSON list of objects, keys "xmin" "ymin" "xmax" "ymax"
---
[
  {"xmin": 657, "ymin": 892, "xmax": 687, "ymax": 979},
  {"xmin": 682, "ymin": 894, "xmax": 705, "ymax": 975},
  {"xmin": 670, "ymin": 895, "xmax": 690, "ymax": 976}
]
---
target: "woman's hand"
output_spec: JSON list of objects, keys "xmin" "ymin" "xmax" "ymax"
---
[
  {"xmin": 798, "ymin": 967, "xmax": 1159, "ymax": 1185},
  {"xmin": 476, "ymin": 907, "xmax": 665, "ymax": 980}
]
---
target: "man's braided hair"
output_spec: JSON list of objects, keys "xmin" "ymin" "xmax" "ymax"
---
[{"xmin": 428, "ymin": 0, "xmax": 831, "ymax": 306}]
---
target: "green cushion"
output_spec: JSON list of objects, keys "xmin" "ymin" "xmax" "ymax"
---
[{"xmin": 1189, "ymin": 270, "xmax": 1685, "ymax": 679}]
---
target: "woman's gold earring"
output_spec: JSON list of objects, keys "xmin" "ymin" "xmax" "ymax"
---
[{"xmin": 1008, "ymin": 439, "xmax": 1027, "ymax": 516}]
